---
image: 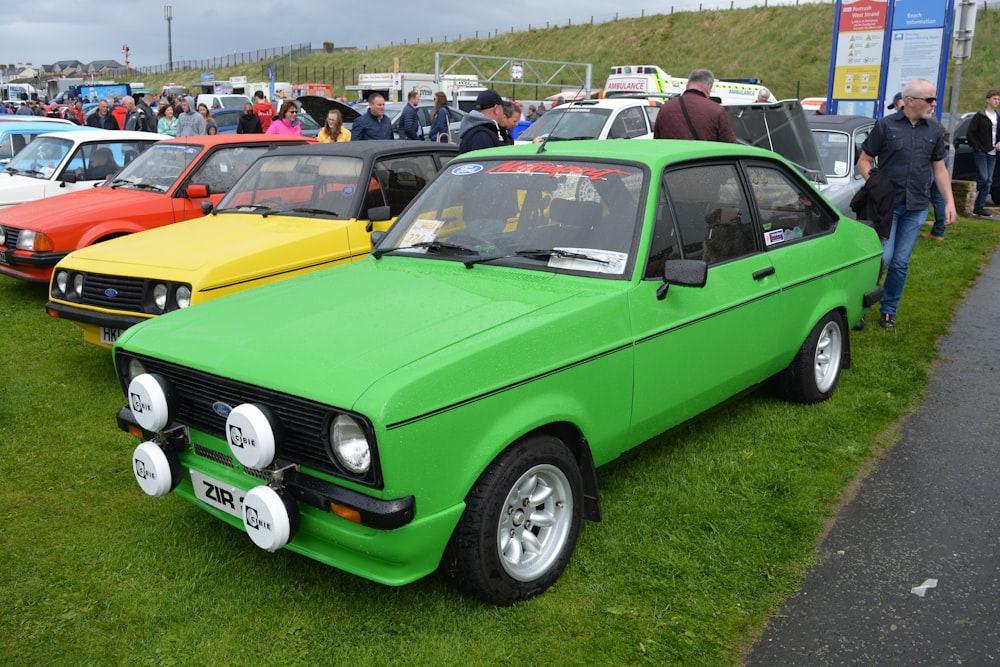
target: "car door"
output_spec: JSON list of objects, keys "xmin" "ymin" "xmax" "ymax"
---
[{"xmin": 628, "ymin": 161, "xmax": 783, "ymax": 442}]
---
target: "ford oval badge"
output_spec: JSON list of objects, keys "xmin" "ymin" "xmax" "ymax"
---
[
  {"xmin": 105, "ymin": 288, "xmax": 118, "ymax": 298},
  {"xmin": 212, "ymin": 402, "xmax": 233, "ymax": 418}
]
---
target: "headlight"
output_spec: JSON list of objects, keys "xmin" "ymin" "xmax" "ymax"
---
[
  {"xmin": 175, "ymin": 285, "xmax": 192, "ymax": 309},
  {"xmin": 16, "ymin": 230, "xmax": 55, "ymax": 252},
  {"xmin": 329, "ymin": 414, "xmax": 371, "ymax": 475},
  {"xmin": 0, "ymin": 226, "xmax": 6, "ymax": 247},
  {"xmin": 54, "ymin": 270, "xmax": 69, "ymax": 296},
  {"xmin": 126, "ymin": 357, "xmax": 147, "ymax": 383},
  {"xmin": 72, "ymin": 273, "xmax": 84, "ymax": 297},
  {"xmin": 152, "ymin": 283, "xmax": 168, "ymax": 312}
]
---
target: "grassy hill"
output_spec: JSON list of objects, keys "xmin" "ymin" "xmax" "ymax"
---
[{"xmin": 141, "ymin": 3, "xmax": 998, "ymax": 111}]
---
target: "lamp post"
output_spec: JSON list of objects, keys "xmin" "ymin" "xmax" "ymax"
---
[{"xmin": 164, "ymin": 5, "xmax": 173, "ymax": 72}]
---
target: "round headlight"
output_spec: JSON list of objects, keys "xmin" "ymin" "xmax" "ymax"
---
[
  {"xmin": 0, "ymin": 226, "xmax": 6, "ymax": 247},
  {"xmin": 152, "ymin": 283, "xmax": 168, "ymax": 311},
  {"xmin": 54, "ymin": 270, "xmax": 69, "ymax": 295},
  {"xmin": 329, "ymin": 414, "xmax": 371, "ymax": 475},
  {"xmin": 72, "ymin": 273, "xmax": 84, "ymax": 297},
  {"xmin": 175, "ymin": 285, "xmax": 192, "ymax": 309}
]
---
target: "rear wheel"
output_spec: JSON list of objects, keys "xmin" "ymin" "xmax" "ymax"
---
[
  {"xmin": 774, "ymin": 311, "xmax": 846, "ymax": 404},
  {"xmin": 444, "ymin": 434, "xmax": 583, "ymax": 605}
]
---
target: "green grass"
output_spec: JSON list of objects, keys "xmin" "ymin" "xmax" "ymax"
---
[{"xmin": 2, "ymin": 217, "xmax": 999, "ymax": 666}]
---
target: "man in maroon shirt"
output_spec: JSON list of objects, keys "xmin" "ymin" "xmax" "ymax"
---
[{"xmin": 653, "ymin": 69, "xmax": 737, "ymax": 143}]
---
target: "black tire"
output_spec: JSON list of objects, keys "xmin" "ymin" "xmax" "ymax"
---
[
  {"xmin": 443, "ymin": 434, "xmax": 583, "ymax": 605},
  {"xmin": 774, "ymin": 311, "xmax": 846, "ymax": 404}
]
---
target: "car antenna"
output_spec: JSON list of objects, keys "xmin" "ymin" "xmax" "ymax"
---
[{"xmin": 536, "ymin": 99, "xmax": 576, "ymax": 154}]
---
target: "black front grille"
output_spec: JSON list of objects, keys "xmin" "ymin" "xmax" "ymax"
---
[
  {"xmin": 81, "ymin": 273, "xmax": 146, "ymax": 312},
  {"xmin": 1, "ymin": 226, "xmax": 21, "ymax": 250},
  {"xmin": 119, "ymin": 352, "xmax": 381, "ymax": 488}
]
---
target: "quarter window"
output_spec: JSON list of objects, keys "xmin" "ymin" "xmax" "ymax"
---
[{"xmin": 746, "ymin": 163, "xmax": 836, "ymax": 246}]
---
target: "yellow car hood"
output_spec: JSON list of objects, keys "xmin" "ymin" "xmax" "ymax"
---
[{"xmin": 59, "ymin": 211, "xmax": 371, "ymax": 293}]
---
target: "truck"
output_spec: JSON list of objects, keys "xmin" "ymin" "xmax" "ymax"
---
[
  {"xmin": 46, "ymin": 78, "xmax": 84, "ymax": 101},
  {"xmin": 603, "ymin": 65, "xmax": 773, "ymax": 105},
  {"xmin": 71, "ymin": 83, "xmax": 132, "ymax": 103},
  {"xmin": 348, "ymin": 72, "xmax": 481, "ymax": 104}
]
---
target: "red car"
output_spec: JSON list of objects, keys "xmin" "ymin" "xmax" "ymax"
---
[{"xmin": 0, "ymin": 134, "xmax": 312, "ymax": 283}]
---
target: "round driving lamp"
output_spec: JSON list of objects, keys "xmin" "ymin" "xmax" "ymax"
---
[
  {"xmin": 72, "ymin": 273, "xmax": 84, "ymax": 297},
  {"xmin": 55, "ymin": 270, "xmax": 69, "ymax": 295},
  {"xmin": 152, "ymin": 283, "xmax": 168, "ymax": 311},
  {"xmin": 175, "ymin": 285, "xmax": 192, "ymax": 309}
]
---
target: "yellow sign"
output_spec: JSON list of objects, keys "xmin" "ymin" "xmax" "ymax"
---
[{"xmin": 832, "ymin": 66, "xmax": 882, "ymax": 99}]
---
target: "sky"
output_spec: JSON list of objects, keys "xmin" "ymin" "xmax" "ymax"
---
[{"xmin": 0, "ymin": 0, "xmax": 817, "ymax": 73}]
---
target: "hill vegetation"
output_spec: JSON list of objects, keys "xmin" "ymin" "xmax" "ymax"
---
[{"xmin": 139, "ymin": 3, "xmax": 998, "ymax": 111}]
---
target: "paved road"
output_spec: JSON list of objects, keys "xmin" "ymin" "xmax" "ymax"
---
[{"xmin": 747, "ymin": 246, "xmax": 1000, "ymax": 665}]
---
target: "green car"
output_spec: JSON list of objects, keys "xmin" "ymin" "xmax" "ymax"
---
[{"xmin": 114, "ymin": 140, "xmax": 883, "ymax": 605}]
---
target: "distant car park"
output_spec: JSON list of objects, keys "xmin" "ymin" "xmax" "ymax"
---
[{"xmin": 515, "ymin": 98, "xmax": 661, "ymax": 143}]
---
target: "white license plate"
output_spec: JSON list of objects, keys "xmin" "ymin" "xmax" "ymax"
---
[
  {"xmin": 0, "ymin": 249, "xmax": 9, "ymax": 265},
  {"xmin": 100, "ymin": 327, "xmax": 125, "ymax": 345},
  {"xmin": 190, "ymin": 469, "xmax": 245, "ymax": 519}
]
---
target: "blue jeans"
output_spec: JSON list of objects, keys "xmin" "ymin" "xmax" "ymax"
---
[
  {"xmin": 881, "ymin": 205, "xmax": 929, "ymax": 316},
  {"xmin": 973, "ymin": 151, "xmax": 996, "ymax": 211}
]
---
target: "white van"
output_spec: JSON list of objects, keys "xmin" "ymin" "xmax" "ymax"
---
[{"xmin": 195, "ymin": 93, "xmax": 252, "ymax": 110}]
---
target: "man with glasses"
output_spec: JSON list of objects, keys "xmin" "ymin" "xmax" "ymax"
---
[{"xmin": 858, "ymin": 78, "xmax": 956, "ymax": 329}]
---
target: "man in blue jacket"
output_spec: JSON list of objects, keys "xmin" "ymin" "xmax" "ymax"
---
[
  {"xmin": 398, "ymin": 91, "xmax": 424, "ymax": 140},
  {"xmin": 351, "ymin": 93, "xmax": 394, "ymax": 141}
]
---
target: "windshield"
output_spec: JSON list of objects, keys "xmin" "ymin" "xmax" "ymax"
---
[
  {"xmin": 377, "ymin": 157, "xmax": 646, "ymax": 277},
  {"xmin": 215, "ymin": 153, "xmax": 365, "ymax": 219},
  {"xmin": 4, "ymin": 136, "xmax": 73, "ymax": 179},
  {"xmin": 106, "ymin": 143, "xmax": 202, "ymax": 193},
  {"xmin": 811, "ymin": 130, "xmax": 852, "ymax": 178},
  {"xmin": 517, "ymin": 107, "xmax": 613, "ymax": 142}
]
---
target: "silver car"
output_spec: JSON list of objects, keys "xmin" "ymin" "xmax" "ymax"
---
[{"xmin": 808, "ymin": 114, "xmax": 875, "ymax": 216}]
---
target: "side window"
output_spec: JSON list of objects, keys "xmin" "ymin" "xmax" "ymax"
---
[
  {"xmin": 608, "ymin": 107, "xmax": 647, "ymax": 139},
  {"xmin": 747, "ymin": 162, "xmax": 837, "ymax": 246},
  {"xmin": 662, "ymin": 163, "xmax": 755, "ymax": 266},
  {"xmin": 376, "ymin": 154, "xmax": 439, "ymax": 216},
  {"xmin": 190, "ymin": 146, "xmax": 267, "ymax": 195},
  {"xmin": 643, "ymin": 186, "xmax": 681, "ymax": 279},
  {"xmin": 644, "ymin": 106, "xmax": 660, "ymax": 131},
  {"xmin": 853, "ymin": 129, "xmax": 870, "ymax": 167}
]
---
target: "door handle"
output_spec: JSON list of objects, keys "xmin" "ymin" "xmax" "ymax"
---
[{"xmin": 752, "ymin": 266, "xmax": 775, "ymax": 280}]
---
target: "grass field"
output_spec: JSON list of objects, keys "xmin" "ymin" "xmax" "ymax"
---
[{"xmin": 2, "ymin": 217, "xmax": 999, "ymax": 666}]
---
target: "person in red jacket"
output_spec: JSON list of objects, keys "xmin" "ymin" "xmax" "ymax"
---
[{"xmin": 252, "ymin": 91, "xmax": 274, "ymax": 132}]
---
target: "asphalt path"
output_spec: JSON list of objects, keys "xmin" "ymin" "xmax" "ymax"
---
[{"xmin": 747, "ymin": 245, "xmax": 1000, "ymax": 665}]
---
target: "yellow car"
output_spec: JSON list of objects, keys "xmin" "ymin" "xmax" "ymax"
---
[{"xmin": 47, "ymin": 141, "xmax": 458, "ymax": 347}]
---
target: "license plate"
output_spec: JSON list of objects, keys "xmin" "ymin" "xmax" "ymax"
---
[
  {"xmin": 190, "ymin": 469, "xmax": 245, "ymax": 519},
  {"xmin": 0, "ymin": 249, "xmax": 8, "ymax": 265},
  {"xmin": 100, "ymin": 327, "xmax": 125, "ymax": 345}
]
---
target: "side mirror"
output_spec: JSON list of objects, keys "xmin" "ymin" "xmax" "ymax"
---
[
  {"xmin": 201, "ymin": 200, "xmax": 214, "ymax": 215},
  {"xmin": 657, "ymin": 259, "xmax": 708, "ymax": 300},
  {"xmin": 370, "ymin": 230, "xmax": 387, "ymax": 247},
  {"xmin": 59, "ymin": 171, "xmax": 78, "ymax": 184},
  {"xmin": 367, "ymin": 205, "xmax": 391, "ymax": 222},
  {"xmin": 186, "ymin": 183, "xmax": 210, "ymax": 199}
]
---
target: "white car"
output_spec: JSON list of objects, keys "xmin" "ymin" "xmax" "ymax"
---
[
  {"xmin": 0, "ymin": 130, "xmax": 159, "ymax": 207},
  {"xmin": 515, "ymin": 98, "xmax": 662, "ymax": 144}
]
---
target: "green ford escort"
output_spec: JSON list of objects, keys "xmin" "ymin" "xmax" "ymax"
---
[{"xmin": 115, "ymin": 140, "xmax": 883, "ymax": 605}]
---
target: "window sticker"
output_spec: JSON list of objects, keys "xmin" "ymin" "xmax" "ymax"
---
[
  {"xmin": 765, "ymin": 229, "xmax": 786, "ymax": 246},
  {"xmin": 451, "ymin": 164, "xmax": 483, "ymax": 176},
  {"xmin": 400, "ymin": 219, "xmax": 445, "ymax": 249},
  {"xmin": 342, "ymin": 185, "xmax": 355, "ymax": 196},
  {"xmin": 484, "ymin": 161, "xmax": 631, "ymax": 181}
]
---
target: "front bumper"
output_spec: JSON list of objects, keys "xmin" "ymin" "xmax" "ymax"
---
[{"xmin": 0, "ymin": 248, "xmax": 69, "ymax": 282}]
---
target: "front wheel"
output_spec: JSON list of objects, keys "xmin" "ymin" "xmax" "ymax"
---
[
  {"xmin": 444, "ymin": 434, "xmax": 583, "ymax": 605},
  {"xmin": 774, "ymin": 311, "xmax": 846, "ymax": 404}
]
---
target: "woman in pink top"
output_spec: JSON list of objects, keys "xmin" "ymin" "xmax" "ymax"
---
[{"xmin": 265, "ymin": 100, "xmax": 303, "ymax": 136}]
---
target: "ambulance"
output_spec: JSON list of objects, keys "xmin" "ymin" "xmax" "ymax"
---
[{"xmin": 603, "ymin": 65, "xmax": 773, "ymax": 105}]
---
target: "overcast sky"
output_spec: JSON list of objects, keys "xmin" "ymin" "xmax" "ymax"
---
[{"xmin": 1, "ymin": 0, "xmax": 818, "ymax": 72}]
